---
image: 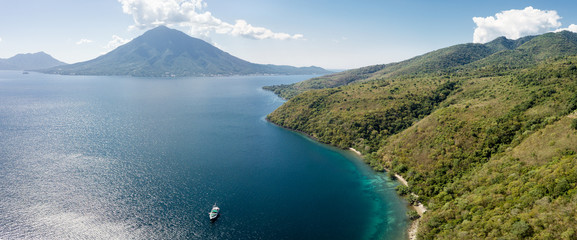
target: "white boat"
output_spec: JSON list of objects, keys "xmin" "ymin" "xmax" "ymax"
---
[{"xmin": 209, "ymin": 203, "xmax": 220, "ymax": 221}]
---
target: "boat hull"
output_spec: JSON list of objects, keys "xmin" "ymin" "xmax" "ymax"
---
[{"xmin": 209, "ymin": 205, "xmax": 220, "ymax": 221}]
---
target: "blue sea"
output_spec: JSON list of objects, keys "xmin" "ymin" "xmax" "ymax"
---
[{"xmin": 0, "ymin": 71, "xmax": 408, "ymax": 239}]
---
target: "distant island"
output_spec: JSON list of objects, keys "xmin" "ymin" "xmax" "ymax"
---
[
  {"xmin": 0, "ymin": 52, "xmax": 66, "ymax": 70},
  {"xmin": 39, "ymin": 26, "xmax": 331, "ymax": 77},
  {"xmin": 265, "ymin": 30, "xmax": 577, "ymax": 239}
]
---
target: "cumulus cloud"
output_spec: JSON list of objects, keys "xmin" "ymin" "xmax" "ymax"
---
[
  {"xmin": 0, "ymin": 37, "xmax": 2, "ymax": 43},
  {"xmin": 473, "ymin": 6, "xmax": 562, "ymax": 43},
  {"xmin": 103, "ymin": 35, "xmax": 132, "ymax": 53},
  {"xmin": 555, "ymin": 24, "xmax": 577, "ymax": 33},
  {"xmin": 229, "ymin": 20, "xmax": 303, "ymax": 40},
  {"xmin": 118, "ymin": 0, "xmax": 303, "ymax": 40},
  {"xmin": 76, "ymin": 39, "xmax": 93, "ymax": 45}
]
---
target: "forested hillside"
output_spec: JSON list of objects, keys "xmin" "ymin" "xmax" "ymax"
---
[{"xmin": 266, "ymin": 31, "xmax": 577, "ymax": 239}]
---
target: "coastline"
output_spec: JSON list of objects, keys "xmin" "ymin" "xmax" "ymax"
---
[
  {"xmin": 265, "ymin": 114, "xmax": 424, "ymax": 239},
  {"xmin": 266, "ymin": 119, "xmax": 414, "ymax": 239},
  {"xmin": 349, "ymin": 147, "xmax": 362, "ymax": 156},
  {"xmin": 349, "ymin": 148, "xmax": 426, "ymax": 240}
]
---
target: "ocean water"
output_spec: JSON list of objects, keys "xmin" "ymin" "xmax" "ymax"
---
[{"xmin": 0, "ymin": 71, "xmax": 408, "ymax": 239}]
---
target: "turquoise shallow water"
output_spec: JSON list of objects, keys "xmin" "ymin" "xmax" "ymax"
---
[{"xmin": 0, "ymin": 71, "xmax": 408, "ymax": 239}]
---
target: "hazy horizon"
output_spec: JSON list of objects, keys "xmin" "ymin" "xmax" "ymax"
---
[{"xmin": 1, "ymin": 0, "xmax": 577, "ymax": 69}]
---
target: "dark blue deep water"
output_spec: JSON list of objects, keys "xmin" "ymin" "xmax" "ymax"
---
[{"xmin": 0, "ymin": 71, "xmax": 408, "ymax": 239}]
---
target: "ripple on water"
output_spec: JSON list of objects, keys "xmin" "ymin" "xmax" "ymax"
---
[{"xmin": 0, "ymin": 73, "xmax": 408, "ymax": 240}]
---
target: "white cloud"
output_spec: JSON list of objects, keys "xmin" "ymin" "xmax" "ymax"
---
[
  {"xmin": 0, "ymin": 37, "xmax": 2, "ymax": 43},
  {"xmin": 473, "ymin": 6, "xmax": 562, "ymax": 43},
  {"xmin": 555, "ymin": 24, "xmax": 577, "ymax": 33},
  {"xmin": 229, "ymin": 20, "xmax": 303, "ymax": 40},
  {"xmin": 76, "ymin": 39, "xmax": 93, "ymax": 45},
  {"xmin": 117, "ymin": 0, "xmax": 303, "ymax": 40},
  {"xmin": 103, "ymin": 35, "xmax": 132, "ymax": 53}
]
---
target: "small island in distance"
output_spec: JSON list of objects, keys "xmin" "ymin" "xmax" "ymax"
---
[{"xmin": 38, "ymin": 26, "xmax": 331, "ymax": 77}]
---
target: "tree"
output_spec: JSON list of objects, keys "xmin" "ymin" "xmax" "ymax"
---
[
  {"xmin": 396, "ymin": 185, "xmax": 411, "ymax": 196},
  {"xmin": 407, "ymin": 210, "xmax": 421, "ymax": 220},
  {"xmin": 511, "ymin": 220, "xmax": 533, "ymax": 238}
]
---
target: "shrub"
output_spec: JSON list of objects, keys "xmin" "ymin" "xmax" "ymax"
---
[
  {"xmin": 571, "ymin": 119, "xmax": 577, "ymax": 130},
  {"xmin": 394, "ymin": 163, "xmax": 409, "ymax": 173},
  {"xmin": 407, "ymin": 210, "xmax": 421, "ymax": 220},
  {"xmin": 396, "ymin": 185, "xmax": 411, "ymax": 196},
  {"xmin": 511, "ymin": 220, "xmax": 533, "ymax": 238},
  {"xmin": 407, "ymin": 194, "xmax": 418, "ymax": 205}
]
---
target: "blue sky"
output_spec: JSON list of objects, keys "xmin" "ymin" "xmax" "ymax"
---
[{"xmin": 1, "ymin": 0, "xmax": 577, "ymax": 69}]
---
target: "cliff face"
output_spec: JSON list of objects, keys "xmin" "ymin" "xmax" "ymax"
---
[{"xmin": 266, "ymin": 32, "xmax": 577, "ymax": 239}]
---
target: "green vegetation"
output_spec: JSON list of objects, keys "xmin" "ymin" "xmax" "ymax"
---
[
  {"xmin": 266, "ymin": 31, "xmax": 577, "ymax": 239},
  {"xmin": 407, "ymin": 209, "xmax": 421, "ymax": 220},
  {"xmin": 263, "ymin": 35, "xmax": 540, "ymax": 100},
  {"xmin": 263, "ymin": 64, "xmax": 387, "ymax": 99},
  {"xmin": 396, "ymin": 185, "xmax": 411, "ymax": 196}
]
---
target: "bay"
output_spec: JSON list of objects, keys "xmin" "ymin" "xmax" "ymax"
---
[{"xmin": 0, "ymin": 71, "xmax": 408, "ymax": 239}]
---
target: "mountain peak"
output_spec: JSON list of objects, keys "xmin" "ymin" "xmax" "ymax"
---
[
  {"xmin": 0, "ymin": 52, "xmax": 66, "ymax": 70},
  {"xmin": 141, "ymin": 25, "xmax": 186, "ymax": 38},
  {"xmin": 152, "ymin": 25, "xmax": 169, "ymax": 30},
  {"xmin": 40, "ymin": 26, "xmax": 331, "ymax": 77},
  {"xmin": 150, "ymin": 25, "xmax": 170, "ymax": 31},
  {"xmin": 484, "ymin": 35, "xmax": 535, "ymax": 52}
]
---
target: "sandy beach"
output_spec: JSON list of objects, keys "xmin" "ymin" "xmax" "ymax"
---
[
  {"xmin": 349, "ymin": 148, "xmax": 426, "ymax": 240},
  {"xmin": 393, "ymin": 171, "xmax": 426, "ymax": 240},
  {"xmin": 349, "ymin": 147, "xmax": 362, "ymax": 156}
]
